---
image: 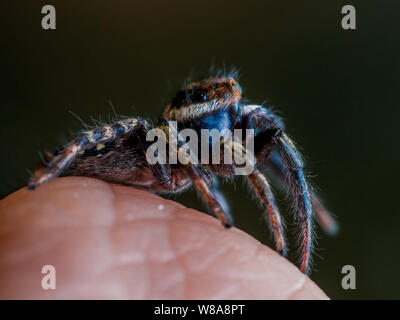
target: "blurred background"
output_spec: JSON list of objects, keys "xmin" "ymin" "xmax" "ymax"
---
[{"xmin": 1, "ymin": 1, "xmax": 399, "ymax": 299}]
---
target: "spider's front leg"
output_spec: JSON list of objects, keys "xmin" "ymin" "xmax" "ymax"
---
[
  {"xmin": 222, "ymin": 135, "xmax": 287, "ymax": 257},
  {"xmin": 276, "ymin": 132, "xmax": 314, "ymax": 274},
  {"xmin": 185, "ymin": 164, "xmax": 233, "ymax": 228},
  {"xmin": 239, "ymin": 104, "xmax": 314, "ymax": 274},
  {"xmin": 166, "ymin": 126, "xmax": 233, "ymax": 227},
  {"xmin": 267, "ymin": 152, "xmax": 339, "ymax": 235}
]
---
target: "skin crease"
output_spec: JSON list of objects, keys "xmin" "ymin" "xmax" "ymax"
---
[{"xmin": 0, "ymin": 177, "xmax": 328, "ymax": 299}]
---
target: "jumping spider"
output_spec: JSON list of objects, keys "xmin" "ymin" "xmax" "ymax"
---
[{"xmin": 29, "ymin": 74, "xmax": 337, "ymax": 275}]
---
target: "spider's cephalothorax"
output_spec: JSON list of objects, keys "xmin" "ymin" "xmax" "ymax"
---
[
  {"xmin": 28, "ymin": 75, "xmax": 337, "ymax": 275},
  {"xmin": 163, "ymin": 76, "xmax": 242, "ymax": 121}
]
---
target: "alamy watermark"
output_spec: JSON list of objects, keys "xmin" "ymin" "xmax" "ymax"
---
[
  {"xmin": 145, "ymin": 121, "xmax": 256, "ymax": 176},
  {"xmin": 341, "ymin": 5, "xmax": 356, "ymax": 30},
  {"xmin": 341, "ymin": 265, "xmax": 356, "ymax": 290},
  {"xmin": 41, "ymin": 265, "xmax": 56, "ymax": 290},
  {"xmin": 41, "ymin": 5, "xmax": 56, "ymax": 30}
]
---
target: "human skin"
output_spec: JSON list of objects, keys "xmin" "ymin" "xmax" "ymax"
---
[{"xmin": 0, "ymin": 177, "xmax": 328, "ymax": 299}]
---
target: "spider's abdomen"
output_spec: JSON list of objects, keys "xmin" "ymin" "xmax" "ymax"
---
[{"xmin": 67, "ymin": 133, "xmax": 150, "ymax": 185}]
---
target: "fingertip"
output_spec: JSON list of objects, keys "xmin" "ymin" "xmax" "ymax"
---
[{"xmin": 1, "ymin": 177, "xmax": 328, "ymax": 300}]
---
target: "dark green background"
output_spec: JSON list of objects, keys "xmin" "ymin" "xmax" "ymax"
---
[{"xmin": 1, "ymin": 1, "xmax": 399, "ymax": 299}]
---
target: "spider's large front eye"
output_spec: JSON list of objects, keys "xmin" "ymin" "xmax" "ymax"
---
[{"xmin": 189, "ymin": 89, "xmax": 208, "ymax": 103}]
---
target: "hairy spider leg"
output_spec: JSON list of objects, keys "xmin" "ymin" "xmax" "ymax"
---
[
  {"xmin": 309, "ymin": 194, "xmax": 338, "ymax": 236},
  {"xmin": 210, "ymin": 176, "xmax": 234, "ymax": 225},
  {"xmin": 267, "ymin": 152, "xmax": 339, "ymax": 236},
  {"xmin": 28, "ymin": 118, "xmax": 154, "ymax": 190},
  {"xmin": 276, "ymin": 133, "xmax": 314, "ymax": 275},
  {"xmin": 247, "ymin": 169, "xmax": 287, "ymax": 256},
  {"xmin": 232, "ymin": 106, "xmax": 288, "ymax": 257},
  {"xmin": 221, "ymin": 134, "xmax": 288, "ymax": 256},
  {"xmin": 185, "ymin": 164, "xmax": 233, "ymax": 228},
  {"xmin": 239, "ymin": 104, "xmax": 314, "ymax": 274},
  {"xmin": 165, "ymin": 121, "xmax": 234, "ymax": 227}
]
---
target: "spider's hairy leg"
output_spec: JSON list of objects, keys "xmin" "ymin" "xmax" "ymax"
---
[
  {"xmin": 222, "ymin": 135, "xmax": 287, "ymax": 256},
  {"xmin": 276, "ymin": 133, "xmax": 314, "ymax": 275},
  {"xmin": 238, "ymin": 104, "xmax": 314, "ymax": 274},
  {"xmin": 237, "ymin": 104, "xmax": 284, "ymax": 136},
  {"xmin": 185, "ymin": 164, "xmax": 233, "ymax": 228},
  {"xmin": 210, "ymin": 176, "xmax": 233, "ymax": 225},
  {"xmin": 309, "ymin": 194, "xmax": 338, "ymax": 236},
  {"xmin": 267, "ymin": 152, "xmax": 339, "ymax": 236},
  {"xmin": 149, "ymin": 167, "xmax": 191, "ymax": 194},
  {"xmin": 28, "ymin": 118, "xmax": 150, "ymax": 190},
  {"xmin": 247, "ymin": 169, "xmax": 287, "ymax": 256},
  {"xmin": 167, "ymin": 124, "xmax": 233, "ymax": 227}
]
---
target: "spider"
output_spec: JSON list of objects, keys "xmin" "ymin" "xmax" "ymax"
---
[{"xmin": 28, "ymin": 73, "xmax": 337, "ymax": 275}]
